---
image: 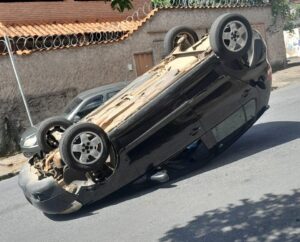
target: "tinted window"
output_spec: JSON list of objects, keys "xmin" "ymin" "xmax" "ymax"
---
[
  {"xmin": 64, "ymin": 97, "xmax": 83, "ymax": 114},
  {"xmin": 77, "ymin": 96, "xmax": 103, "ymax": 118}
]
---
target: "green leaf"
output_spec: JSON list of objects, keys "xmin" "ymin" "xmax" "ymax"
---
[{"xmin": 111, "ymin": 0, "xmax": 134, "ymax": 12}]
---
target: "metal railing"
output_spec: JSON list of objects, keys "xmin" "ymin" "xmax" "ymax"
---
[
  {"xmin": 152, "ymin": 0, "xmax": 267, "ymax": 8},
  {"xmin": 0, "ymin": 31, "xmax": 128, "ymax": 55},
  {"xmin": 4, "ymin": 35, "xmax": 34, "ymax": 127}
]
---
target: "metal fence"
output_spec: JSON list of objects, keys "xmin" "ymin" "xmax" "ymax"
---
[
  {"xmin": 152, "ymin": 0, "xmax": 267, "ymax": 8},
  {"xmin": 0, "ymin": 0, "xmax": 267, "ymax": 56},
  {"xmin": 0, "ymin": 31, "xmax": 129, "ymax": 55}
]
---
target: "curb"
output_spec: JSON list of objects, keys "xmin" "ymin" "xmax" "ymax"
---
[
  {"xmin": 272, "ymin": 60, "xmax": 300, "ymax": 74},
  {"xmin": 287, "ymin": 57, "xmax": 300, "ymax": 68},
  {"xmin": 287, "ymin": 62, "xmax": 300, "ymax": 68},
  {"xmin": 0, "ymin": 171, "xmax": 20, "ymax": 181}
]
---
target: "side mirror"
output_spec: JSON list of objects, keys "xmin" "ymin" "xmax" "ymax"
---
[{"xmin": 73, "ymin": 115, "xmax": 81, "ymax": 123}]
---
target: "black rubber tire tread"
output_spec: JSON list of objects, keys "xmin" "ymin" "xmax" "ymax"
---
[
  {"xmin": 163, "ymin": 26, "xmax": 199, "ymax": 56},
  {"xmin": 209, "ymin": 13, "xmax": 252, "ymax": 60},
  {"xmin": 59, "ymin": 122, "xmax": 110, "ymax": 172},
  {"xmin": 37, "ymin": 116, "xmax": 72, "ymax": 153}
]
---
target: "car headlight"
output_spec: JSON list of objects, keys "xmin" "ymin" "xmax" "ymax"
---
[{"xmin": 23, "ymin": 135, "xmax": 38, "ymax": 147}]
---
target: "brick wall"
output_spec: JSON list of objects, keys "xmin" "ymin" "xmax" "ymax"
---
[{"xmin": 0, "ymin": 0, "xmax": 147, "ymax": 25}]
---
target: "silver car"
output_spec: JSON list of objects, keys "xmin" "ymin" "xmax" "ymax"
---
[{"xmin": 20, "ymin": 82, "xmax": 127, "ymax": 157}]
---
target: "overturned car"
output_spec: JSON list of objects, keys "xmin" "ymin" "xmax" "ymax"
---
[{"xmin": 19, "ymin": 13, "xmax": 272, "ymax": 214}]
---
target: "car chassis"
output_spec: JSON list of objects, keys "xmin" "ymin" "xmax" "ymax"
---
[{"xmin": 19, "ymin": 14, "xmax": 272, "ymax": 214}]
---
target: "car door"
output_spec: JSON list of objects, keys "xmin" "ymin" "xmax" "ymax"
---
[{"xmin": 192, "ymin": 70, "xmax": 258, "ymax": 149}]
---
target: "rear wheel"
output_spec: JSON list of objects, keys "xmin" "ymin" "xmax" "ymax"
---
[
  {"xmin": 164, "ymin": 26, "xmax": 199, "ymax": 56},
  {"xmin": 59, "ymin": 123, "xmax": 110, "ymax": 172},
  {"xmin": 209, "ymin": 13, "xmax": 252, "ymax": 60}
]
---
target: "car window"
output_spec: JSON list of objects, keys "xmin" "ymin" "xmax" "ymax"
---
[
  {"xmin": 107, "ymin": 90, "xmax": 119, "ymax": 99},
  {"xmin": 77, "ymin": 96, "xmax": 103, "ymax": 118},
  {"xmin": 64, "ymin": 97, "xmax": 83, "ymax": 114}
]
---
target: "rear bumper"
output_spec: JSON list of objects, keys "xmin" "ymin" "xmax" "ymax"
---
[{"xmin": 18, "ymin": 163, "xmax": 82, "ymax": 214}]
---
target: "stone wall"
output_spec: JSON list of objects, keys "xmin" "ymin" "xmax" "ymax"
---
[
  {"xmin": 0, "ymin": 87, "xmax": 77, "ymax": 156},
  {"xmin": 0, "ymin": 6, "xmax": 286, "ymax": 155}
]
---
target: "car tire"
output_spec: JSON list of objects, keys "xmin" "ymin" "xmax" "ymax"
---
[
  {"xmin": 164, "ymin": 26, "xmax": 199, "ymax": 56},
  {"xmin": 59, "ymin": 122, "xmax": 110, "ymax": 172},
  {"xmin": 209, "ymin": 13, "xmax": 252, "ymax": 60},
  {"xmin": 37, "ymin": 116, "xmax": 73, "ymax": 153}
]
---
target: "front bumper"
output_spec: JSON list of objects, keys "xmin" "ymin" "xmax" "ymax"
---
[
  {"xmin": 18, "ymin": 163, "xmax": 82, "ymax": 214},
  {"xmin": 20, "ymin": 145, "xmax": 41, "ymax": 158}
]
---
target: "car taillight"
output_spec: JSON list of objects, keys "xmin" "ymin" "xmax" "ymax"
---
[{"xmin": 267, "ymin": 64, "xmax": 272, "ymax": 81}]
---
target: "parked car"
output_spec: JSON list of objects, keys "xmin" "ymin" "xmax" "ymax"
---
[
  {"xmin": 20, "ymin": 82, "xmax": 127, "ymax": 157},
  {"xmin": 19, "ymin": 14, "xmax": 272, "ymax": 214}
]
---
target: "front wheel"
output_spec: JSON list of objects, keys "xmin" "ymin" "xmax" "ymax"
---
[
  {"xmin": 37, "ymin": 116, "xmax": 73, "ymax": 153},
  {"xmin": 59, "ymin": 123, "xmax": 110, "ymax": 172},
  {"xmin": 209, "ymin": 13, "xmax": 252, "ymax": 60}
]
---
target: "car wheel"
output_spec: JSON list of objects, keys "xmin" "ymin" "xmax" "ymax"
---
[
  {"xmin": 209, "ymin": 13, "xmax": 252, "ymax": 60},
  {"xmin": 37, "ymin": 116, "xmax": 73, "ymax": 153},
  {"xmin": 59, "ymin": 122, "xmax": 110, "ymax": 172},
  {"xmin": 164, "ymin": 26, "xmax": 199, "ymax": 56}
]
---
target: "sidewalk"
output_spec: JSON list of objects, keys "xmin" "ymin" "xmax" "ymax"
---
[
  {"xmin": 1, "ymin": 64, "xmax": 300, "ymax": 181},
  {"xmin": 272, "ymin": 64, "xmax": 300, "ymax": 89}
]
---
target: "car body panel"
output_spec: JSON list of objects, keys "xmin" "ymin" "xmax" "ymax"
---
[{"xmin": 19, "ymin": 31, "xmax": 271, "ymax": 214}]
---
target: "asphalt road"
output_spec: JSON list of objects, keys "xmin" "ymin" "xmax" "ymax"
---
[{"xmin": 1, "ymin": 82, "xmax": 300, "ymax": 242}]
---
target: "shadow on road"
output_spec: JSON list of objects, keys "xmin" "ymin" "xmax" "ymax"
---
[
  {"xmin": 159, "ymin": 189, "xmax": 300, "ymax": 242},
  {"xmin": 46, "ymin": 121, "xmax": 300, "ymax": 221}
]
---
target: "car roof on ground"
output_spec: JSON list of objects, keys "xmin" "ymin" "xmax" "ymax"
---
[{"xmin": 77, "ymin": 81, "xmax": 128, "ymax": 100}]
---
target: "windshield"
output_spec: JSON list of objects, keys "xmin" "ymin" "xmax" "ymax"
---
[{"xmin": 64, "ymin": 97, "xmax": 83, "ymax": 114}]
